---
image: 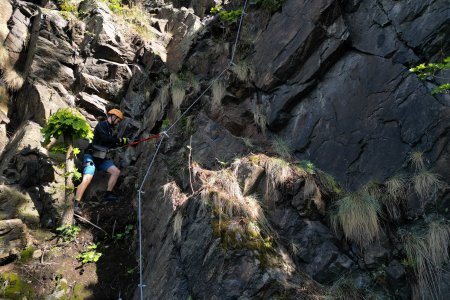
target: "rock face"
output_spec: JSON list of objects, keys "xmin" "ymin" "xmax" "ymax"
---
[
  {"xmin": 138, "ymin": 154, "xmax": 326, "ymax": 299},
  {"xmin": 0, "ymin": 0, "xmax": 449, "ymax": 299}
]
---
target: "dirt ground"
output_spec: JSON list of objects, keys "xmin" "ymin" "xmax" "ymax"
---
[{"xmin": 0, "ymin": 197, "xmax": 138, "ymax": 299}]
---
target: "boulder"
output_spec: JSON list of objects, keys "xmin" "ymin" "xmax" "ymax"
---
[
  {"xmin": 0, "ymin": 121, "xmax": 63, "ymax": 226},
  {"xmin": 79, "ymin": 0, "xmax": 132, "ymax": 61},
  {"xmin": 0, "ymin": 184, "xmax": 40, "ymax": 228},
  {"xmin": 11, "ymin": 80, "xmax": 68, "ymax": 128},
  {"xmin": 233, "ymin": 159, "xmax": 265, "ymax": 196},
  {"xmin": 76, "ymin": 92, "xmax": 115, "ymax": 116},
  {"xmin": 155, "ymin": 5, "xmax": 203, "ymax": 72},
  {"xmin": 0, "ymin": 219, "xmax": 30, "ymax": 263}
]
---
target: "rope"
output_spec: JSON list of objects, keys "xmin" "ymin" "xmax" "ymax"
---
[
  {"xmin": 230, "ymin": 0, "xmax": 249, "ymax": 65},
  {"xmin": 136, "ymin": 1, "xmax": 249, "ymax": 298},
  {"xmin": 137, "ymin": 136, "xmax": 165, "ymax": 297}
]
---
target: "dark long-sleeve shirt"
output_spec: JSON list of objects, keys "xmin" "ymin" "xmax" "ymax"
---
[{"xmin": 91, "ymin": 120, "xmax": 119, "ymax": 149}]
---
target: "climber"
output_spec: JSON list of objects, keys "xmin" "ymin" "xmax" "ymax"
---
[{"xmin": 74, "ymin": 108, "xmax": 130, "ymax": 206}]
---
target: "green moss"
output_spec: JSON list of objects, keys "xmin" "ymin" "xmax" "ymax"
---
[
  {"xmin": 248, "ymin": 154, "xmax": 261, "ymax": 165},
  {"xmin": 0, "ymin": 272, "xmax": 33, "ymax": 299},
  {"xmin": 70, "ymin": 283, "xmax": 92, "ymax": 299},
  {"xmin": 211, "ymin": 218, "xmax": 275, "ymax": 267},
  {"xmin": 19, "ymin": 246, "xmax": 35, "ymax": 263}
]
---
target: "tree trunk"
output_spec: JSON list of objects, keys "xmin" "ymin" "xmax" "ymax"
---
[{"xmin": 61, "ymin": 136, "xmax": 75, "ymax": 226}]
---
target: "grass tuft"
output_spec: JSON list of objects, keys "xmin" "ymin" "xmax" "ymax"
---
[
  {"xmin": 271, "ymin": 136, "xmax": 293, "ymax": 160},
  {"xmin": 382, "ymin": 174, "xmax": 407, "ymax": 220},
  {"xmin": 324, "ymin": 276, "xmax": 366, "ymax": 300},
  {"xmin": 0, "ymin": 45, "xmax": 9, "ymax": 68},
  {"xmin": 253, "ymin": 101, "xmax": 267, "ymax": 135},
  {"xmin": 264, "ymin": 157, "xmax": 293, "ymax": 202},
  {"xmin": 402, "ymin": 220, "xmax": 450, "ymax": 300},
  {"xmin": 413, "ymin": 170, "xmax": 444, "ymax": 201},
  {"xmin": 173, "ymin": 211, "xmax": 183, "ymax": 241},
  {"xmin": 2, "ymin": 68, "xmax": 24, "ymax": 90},
  {"xmin": 211, "ymin": 81, "xmax": 226, "ymax": 111},
  {"xmin": 403, "ymin": 233, "xmax": 439, "ymax": 299},
  {"xmin": 408, "ymin": 151, "xmax": 426, "ymax": 171},
  {"xmin": 170, "ymin": 73, "xmax": 186, "ymax": 112},
  {"xmin": 427, "ymin": 220, "xmax": 450, "ymax": 267},
  {"xmin": 331, "ymin": 190, "xmax": 381, "ymax": 248},
  {"xmin": 197, "ymin": 163, "xmax": 275, "ymax": 252},
  {"xmin": 231, "ymin": 60, "xmax": 255, "ymax": 82}
]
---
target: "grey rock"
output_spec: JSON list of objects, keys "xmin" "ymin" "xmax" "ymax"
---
[
  {"xmin": 157, "ymin": 5, "xmax": 203, "ymax": 72},
  {"xmin": 11, "ymin": 81, "xmax": 68, "ymax": 128},
  {"xmin": 253, "ymin": 0, "xmax": 348, "ymax": 91},
  {"xmin": 191, "ymin": 114, "xmax": 247, "ymax": 170},
  {"xmin": 0, "ymin": 184, "xmax": 40, "ymax": 228},
  {"xmin": 0, "ymin": 219, "xmax": 29, "ymax": 263},
  {"xmin": 385, "ymin": 259, "xmax": 405, "ymax": 280},
  {"xmin": 278, "ymin": 52, "xmax": 448, "ymax": 188},
  {"xmin": 76, "ymin": 92, "xmax": 115, "ymax": 116},
  {"xmin": 363, "ymin": 243, "xmax": 390, "ymax": 268}
]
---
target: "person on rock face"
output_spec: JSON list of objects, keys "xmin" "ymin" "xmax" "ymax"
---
[{"xmin": 75, "ymin": 109, "xmax": 129, "ymax": 206}]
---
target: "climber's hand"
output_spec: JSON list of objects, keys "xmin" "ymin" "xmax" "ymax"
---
[{"xmin": 118, "ymin": 137, "xmax": 129, "ymax": 146}]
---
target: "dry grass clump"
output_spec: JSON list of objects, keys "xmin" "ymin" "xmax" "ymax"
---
[
  {"xmin": 402, "ymin": 220, "xmax": 450, "ymax": 300},
  {"xmin": 173, "ymin": 211, "xmax": 183, "ymax": 241},
  {"xmin": 331, "ymin": 190, "xmax": 381, "ymax": 248},
  {"xmin": 2, "ymin": 68, "xmax": 24, "ymax": 90},
  {"xmin": 270, "ymin": 136, "xmax": 293, "ymax": 160},
  {"xmin": 324, "ymin": 276, "xmax": 366, "ymax": 300},
  {"xmin": 253, "ymin": 101, "xmax": 267, "ymax": 135},
  {"xmin": 385, "ymin": 174, "xmax": 408, "ymax": 201},
  {"xmin": 170, "ymin": 73, "xmax": 186, "ymax": 112},
  {"xmin": 211, "ymin": 80, "xmax": 226, "ymax": 111},
  {"xmin": 412, "ymin": 170, "xmax": 444, "ymax": 201},
  {"xmin": 0, "ymin": 43, "xmax": 24, "ymax": 91},
  {"xmin": 169, "ymin": 72, "xmax": 200, "ymax": 114},
  {"xmin": 0, "ymin": 45, "xmax": 9, "ymax": 68},
  {"xmin": 119, "ymin": 4, "xmax": 154, "ymax": 42},
  {"xmin": 408, "ymin": 151, "xmax": 426, "ymax": 171},
  {"xmin": 0, "ymin": 185, "xmax": 30, "ymax": 220},
  {"xmin": 0, "ymin": 83, "xmax": 9, "ymax": 107},
  {"xmin": 0, "ymin": 0, "xmax": 12, "ymax": 42},
  {"xmin": 195, "ymin": 163, "xmax": 274, "ymax": 251},
  {"xmin": 381, "ymin": 174, "xmax": 408, "ymax": 220},
  {"xmin": 98, "ymin": 1, "xmax": 154, "ymax": 42},
  {"xmin": 231, "ymin": 60, "xmax": 255, "ymax": 82},
  {"xmin": 427, "ymin": 220, "xmax": 450, "ymax": 267},
  {"xmin": 264, "ymin": 157, "xmax": 294, "ymax": 202}
]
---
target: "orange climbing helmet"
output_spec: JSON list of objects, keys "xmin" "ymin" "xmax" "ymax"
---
[{"xmin": 107, "ymin": 108, "xmax": 124, "ymax": 120}]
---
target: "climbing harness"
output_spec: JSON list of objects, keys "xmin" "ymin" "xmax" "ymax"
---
[
  {"xmin": 91, "ymin": 144, "xmax": 109, "ymax": 159},
  {"xmin": 135, "ymin": 1, "xmax": 249, "ymax": 299}
]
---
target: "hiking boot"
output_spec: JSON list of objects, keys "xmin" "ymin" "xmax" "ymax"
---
[{"xmin": 103, "ymin": 191, "xmax": 119, "ymax": 203}]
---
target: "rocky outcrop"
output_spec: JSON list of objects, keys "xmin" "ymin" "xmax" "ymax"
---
[
  {"xmin": 197, "ymin": 0, "xmax": 450, "ymax": 189},
  {"xmin": 137, "ymin": 151, "xmax": 330, "ymax": 299},
  {"xmin": 0, "ymin": 219, "xmax": 30, "ymax": 264},
  {"xmin": 0, "ymin": 0, "xmax": 449, "ymax": 299},
  {"xmin": 0, "ymin": 121, "xmax": 65, "ymax": 226}
]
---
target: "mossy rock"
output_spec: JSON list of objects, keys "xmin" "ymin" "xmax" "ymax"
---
[
  {"xmin": 71, "ymin": 282, "xmax": 92, "ymax": 299},
  {"xmin": 19, "ymin": 246, "xmax": 36, "ymax": 263},
  {"xmin": 0, "ymin": 272, "xmax": 33, "ymax": 299}
]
